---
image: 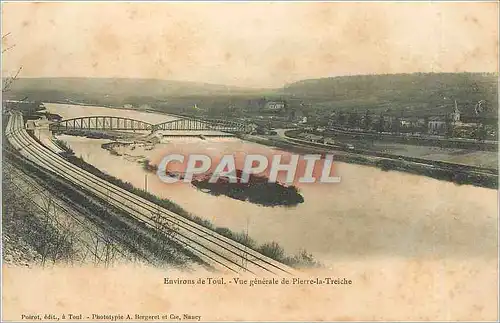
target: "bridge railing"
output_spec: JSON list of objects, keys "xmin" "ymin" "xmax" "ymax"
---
[
  {"xmin": 49, "ymin": 115, "xmax": 252, "ymax": 133},
  {"xmin": 49, "ymin": 116, "xmax": 154, "ymax": 132},
  {"xmin": 153, "ymin": 118, "xmax": 248, "ymax": 133}
]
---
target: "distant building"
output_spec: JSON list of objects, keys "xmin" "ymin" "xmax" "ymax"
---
[
  {"xmin": 400, "ymin": 118, "xmax": 412, "ymax": 127},
  {"xmin": 322, "ymin": 99, "xmax": 496, "ymax": 138},
  {"xmin": 399, "ymin": 116, "xmax": 426, "ymax": 130},
  {"xmin": 383, "ymin": 115, "xmax": 396, "ymax": 130},
  {"xmin": 427, "ymin": 116, "xmax": 447, "ymax": 134},
  {"xmin": 427, "ymin": 101, "xmax": 460, "ymax": 135},
  {"xmin": 429, "ymin": 100, "xmax": 497, "ymax": 138},
  {"xmin": 264, "ymin": 101, "xmax": 285, "ymax": 111}
]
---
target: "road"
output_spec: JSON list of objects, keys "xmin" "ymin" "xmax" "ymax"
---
[
  {"xmin": 272, "ymin": 128, "xmax": 497, "ymax": 176},
  {"xmin": 327, "ymin": 126, "xmax": 498, "ymax": 145},
  {"xmin": 5, "ymin": 112, "xmax": 297, "ymax": 277}
]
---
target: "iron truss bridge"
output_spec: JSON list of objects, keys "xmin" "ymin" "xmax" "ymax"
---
[
  {"xmin": 49, "ymin": 116, "xmax": 154, "ymax": 132},
  {"xmin": 154, "ymin": 117, "xmax": 249, "ymax": 133},
  {"xmin": 49, "ymin": 115, "xmax": 250, "ymax": 133}
]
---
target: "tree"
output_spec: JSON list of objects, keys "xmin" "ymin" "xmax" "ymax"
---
[
  {"xmin": 392, "ymin": 117, "xmax": 401, "ymax": 134},
  {"xmin": 363, "ymin": 110, "xmax": 372, "ymax": 130},
  {"xmin": 444, "ymin": 114, "xmax": 454, "ymax": 138},
  {"xmin": 347, "ymin": 112, "xmax": 359, "ymax": 128},
  {"xmin": 376, "ymin": 114, "xmax": 385, "ymax": 133},
  {"xmin": 2, "ymin": 33, "xmax": 22, "ymax": 94},
  {"xmin": 337, "ymin": 112, "xmax": 346, "ymax": 126},
  {"xmin": 474, "ymin": 123, "xmax": 487, "ymax": 142}
]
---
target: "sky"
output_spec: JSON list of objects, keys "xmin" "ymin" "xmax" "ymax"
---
[{"xmin": 1, "ymin": 2, "xmax": 499, "ymax": 88}]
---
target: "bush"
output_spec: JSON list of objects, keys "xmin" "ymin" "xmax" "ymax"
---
[
  {"xmin": 283, "ymin": 249, "xmax": 321, "ymax": 269},
  {"xmin": 54, "ymin": 139, "xmax": 74, "ymax": 155},
  {"xmin": 60, "ymin": 154, "xmax": 320, "ymax": 268},
  {"xmin": 258, "ymin": 241, "xmax": 285, "ymax": 260},
  {"xmin": 142, "ymin": 159, "xmax": 158, "ymax": 173},
  {"xmin": 214, "ymin": 227, "xmax": 234, "ymax": 239},
  {"xmin": 232, "ymin": 232, "xmax": 257, "ymax": 249}
]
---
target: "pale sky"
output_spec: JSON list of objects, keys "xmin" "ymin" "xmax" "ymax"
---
[{"xmin": 2, "ymin": 2, "xmax": 498, "ymax": 88}]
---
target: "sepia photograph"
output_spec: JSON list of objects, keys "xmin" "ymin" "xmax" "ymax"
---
[{"xmin": 1, "ymin": 1, "xmax": 499, "ymax": 321}]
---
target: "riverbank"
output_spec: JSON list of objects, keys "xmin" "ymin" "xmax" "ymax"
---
[
  {"xmin": 128, "ymin": 107, "xmax": 498, "ymax": 189},
  {"xmin": 47, "ymin": 132, "xmax": 320, "ymax": 269},
  {"xmin": 41, "ymin": 103, "xmax": 498, "ymax": 266},
  {"xmin": 243, "ymin": 133, "xmax": 498, "ymax": 189},
  {"xmin": 324, "ymin": 127, "xmax": 498, "ymax": 151}
]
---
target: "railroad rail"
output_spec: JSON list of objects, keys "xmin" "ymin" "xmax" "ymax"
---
[
  {"xmin": 283, "ymin": 134, "xmax": 498, "ymax": 175},
  {"xmin": 6, "ymin": 112, "xmax": 297, "ymax": 276}
]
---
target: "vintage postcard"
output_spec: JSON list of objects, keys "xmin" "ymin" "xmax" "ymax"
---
[{"xmin": 1, "ymin": 1, "xmax": 498, "ymax": 322}]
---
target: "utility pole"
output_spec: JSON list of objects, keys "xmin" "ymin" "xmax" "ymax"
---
[
  {"xmin": 242, "ymin": 215, "xmax": 250, "ymax": 272},
  {"xmin": 144, "ymin": 174, "xmax": 148, "ymax": 192}
]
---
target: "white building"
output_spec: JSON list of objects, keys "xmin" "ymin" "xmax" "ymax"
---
[{"xmin": 265, "ymin": 101, "xmax": 285, "ymax": 110}]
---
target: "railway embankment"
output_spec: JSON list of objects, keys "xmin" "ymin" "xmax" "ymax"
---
[{"xmin": 2, "ymin": 134, "xmax": 205, "ymax": 268}]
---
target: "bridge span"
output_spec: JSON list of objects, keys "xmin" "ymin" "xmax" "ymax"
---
[
  {"xmin": 49, "ymin": 115, "xmax": 250, "ymax": 134},
  {"xmin": 49, "ymin": 116, "xmax": 154, "ymax": 132},
  {"xmin": 155, "ymin": 117, "xmax": 248, "ymax": 133}
]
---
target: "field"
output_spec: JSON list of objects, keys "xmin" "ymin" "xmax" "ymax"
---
[{"xmin": 329, "ymin": 137, "xmax": 498, "ymax": 169}]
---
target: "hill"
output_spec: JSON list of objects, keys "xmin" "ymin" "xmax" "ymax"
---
[
  {"xmin": 4, "ymin": 77, "xmax": 267, "ymax": 107},
  {"xmin": 281, "ymin": 73, "xmax": 498, "ymax": 117},
  {"xmin": 3, "ymin": 73, "xmax": 498, "ymax": 118}
]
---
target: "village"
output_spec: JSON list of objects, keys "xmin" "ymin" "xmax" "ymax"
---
[{"xmin": 205, "ymin": 97, "xmax": 495, "ymax": 145}]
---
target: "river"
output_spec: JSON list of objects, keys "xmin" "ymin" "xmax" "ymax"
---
[{"xmin": 45, "ymin": 103, "xmax": 498, "ymax": 267}]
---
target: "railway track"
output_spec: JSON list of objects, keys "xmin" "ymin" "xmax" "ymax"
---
[
  {"xmin": 282, "ymin": 132, "xmax": 498, "ymax": 176},
  {"xmin": 5, "ymin": 112, "xmax": 297, "ymax": 276}
]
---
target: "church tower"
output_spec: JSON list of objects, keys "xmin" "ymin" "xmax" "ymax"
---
[{"xmin": 451, "ymin": 100, "xmax": 461, "ymax": 124}]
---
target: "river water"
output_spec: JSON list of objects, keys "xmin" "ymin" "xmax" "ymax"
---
[{"xmin": 45, "ymin": 103, "xmax": 498, "ymax": 266}]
